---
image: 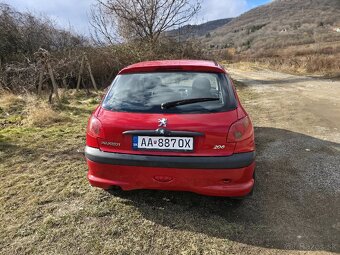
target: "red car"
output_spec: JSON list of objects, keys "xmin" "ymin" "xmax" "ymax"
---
[{"xmin": 85, "ymin": 60, "xmax": 255, "ymax": 198}]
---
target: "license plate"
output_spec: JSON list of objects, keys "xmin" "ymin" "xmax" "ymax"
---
[{"xmin": 133, "ymin": 136, "xmax": 194, "ymax": 151}]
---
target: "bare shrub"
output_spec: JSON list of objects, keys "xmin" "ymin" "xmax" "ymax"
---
[
  {"xmin": 0, "ymin": 3, "xmax": 86, "ymax": 63},
  {"xmin": 0, "ymin": 4, "xmax": 91, "ymax": 95},
  {"xmin": 86, "ymin": 38, "xmax": 207, "ymax": 88},
  {"xmin": 0, "ymin": 2, "xmax": 207, "ymax": 96},
  {"xmin": 92, "ymin": 0, "xmax": 201, "ymax": 44}
]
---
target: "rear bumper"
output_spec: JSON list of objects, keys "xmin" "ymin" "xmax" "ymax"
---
[
  {"xmin": 85, "ymin": 146, "xmax": 256, "ymax": 197},
  {"xmin": 85, "ymin": 146, "xmax": 255, "ymax": 169}
]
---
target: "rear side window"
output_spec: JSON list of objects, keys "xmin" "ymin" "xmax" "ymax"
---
[{"xmin": 102, "ymin": 72, "xmax": 236, "ymax": 114}]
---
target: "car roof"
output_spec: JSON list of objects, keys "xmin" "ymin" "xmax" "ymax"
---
[{"xmin": 118, "ymin": 60, "xmax": 226, "ymax": 74}]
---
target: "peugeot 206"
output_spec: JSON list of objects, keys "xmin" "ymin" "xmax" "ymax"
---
[{"xmin": 85, "ymin": 60, "xmax": 255, "ymax": 198}]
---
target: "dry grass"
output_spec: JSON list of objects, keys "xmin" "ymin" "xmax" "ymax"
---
[
  {"xmin": 258, "ymin": 55, "xmax": 340, "ymax": 77},
  {"xmin": 247, "ymin": 42, "xmax": 340, "ymax": 77},
  {"xmin": 0, "ymin": 92, "xmax": 25, "ymax": 111},
  {"xmin": 220, "ymin": 40, "xmax": 340, "ymax": 78},
  {"xmin": 23, "ymin": 100, "xmax": 69, "ymax": 127},
  {"xmin": 223, "ymin": 61, "xmax": 261, "ymax": 72},
  {"xmin": 0, "ymin": 93, "xmax": 26, "ymax": 127},
  {"xmin": 226, "ymin": 53, "xmax": 340, "ymax": 78},
  {"xmin": 0, "ymin": 93, "xmax": 71, "ymax": 127}
]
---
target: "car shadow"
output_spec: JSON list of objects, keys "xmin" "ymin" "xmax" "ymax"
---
[{"xmin": 108, "ymin": 127, "xmax": 340, "ymax": 252}]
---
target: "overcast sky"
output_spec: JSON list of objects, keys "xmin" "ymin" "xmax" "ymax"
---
[{"xmin": 3, "ymin": 0, "xmax": 271, "ymax": 36}]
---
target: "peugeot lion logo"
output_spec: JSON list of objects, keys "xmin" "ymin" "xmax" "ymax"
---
[{"xmin": 158, "ymin": 118, "xmax": 167, "ymax": 127}]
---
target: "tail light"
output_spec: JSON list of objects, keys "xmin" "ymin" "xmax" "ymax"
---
[
  {"xmin": 86, "ymin": 115, "xmax": 104, "ymax": 148},
  {"xmin": 227, "ymin": 116, "xmax": 255, "ymax": 153},
  {"xmin": 87, "ymin": 116, "xmax": 103, "ymax": 137},
  {"xmin": 227, "ymin": 116, "xmax": 252, "ymax": 142}
]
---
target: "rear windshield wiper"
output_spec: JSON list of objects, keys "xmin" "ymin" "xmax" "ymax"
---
[{"xmin": 161, "ymin": 98, "xmax": 220, "ymax": 109}]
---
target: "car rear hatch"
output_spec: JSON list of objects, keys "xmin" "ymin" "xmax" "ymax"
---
[{"xmin": 97, "ymin": 109, "xmax": 238, "ymax": 156}]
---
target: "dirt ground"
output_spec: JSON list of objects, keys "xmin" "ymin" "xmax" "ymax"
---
[
  {"xmin": 225, "ymin": 66, "xmax": 340, "ymax": 253},
  {"xmin": 0, "ymin": 68, "xmax": 339, "ymax": 254}
]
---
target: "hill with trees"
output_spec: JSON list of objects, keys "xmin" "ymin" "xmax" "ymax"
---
[
  {"xmin": 202, "ymin": 0, "xmax": 340, "ymax": 76},
  {"xmin": 167, "ymin": 18, "xmax": 233, "ymax": 40},
  {"xmin": 203, "ymin": 0, "xmax": 340, "ymax": 51}
]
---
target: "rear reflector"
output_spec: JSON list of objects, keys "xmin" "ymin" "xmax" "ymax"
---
[{"xmin": 153, "ymin": 176, "xmax": 174, "ymax": 183}]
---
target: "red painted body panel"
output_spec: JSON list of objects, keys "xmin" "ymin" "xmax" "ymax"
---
[{"xmin": 87, "ymin": 159, "xmax": 255, "ymax": 197}]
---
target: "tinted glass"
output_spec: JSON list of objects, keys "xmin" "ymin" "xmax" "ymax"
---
[{"xmin": 102, "ymin": 72, "xmax": 235, "ymax": 114}]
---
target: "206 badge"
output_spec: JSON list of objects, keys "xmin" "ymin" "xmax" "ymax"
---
[{"xmin": 214, "ymin": 145, "xmax": 225, "ymax": 150}]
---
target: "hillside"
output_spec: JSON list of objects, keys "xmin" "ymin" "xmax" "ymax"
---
[
  {"xmin": 167, "ymin": 18, "xmax": 233, "ymax": 40},
  {"xmin": 203, "ymin": 0, "xmax": 340, "ymax": 53}
]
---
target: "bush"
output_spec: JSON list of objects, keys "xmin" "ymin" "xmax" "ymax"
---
[
  {"xmin": 86, "ymin": 38, "xmax": 207, "ymax": 88},
  {"xmin": 0, "ymin": 3, "xmax": 207, "ymax": 94}
]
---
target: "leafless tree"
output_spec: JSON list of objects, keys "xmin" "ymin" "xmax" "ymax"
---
[
  {"xmin": 0, "ymin": 3, "xmax": 86, "ymax": 63},
  {"xmin": 90, "ymin": 3, "xmax": 121, "ymax": 45},
  {"xmin": 91, "ymin": 0, "xmax": 201, "ymax": 44}
]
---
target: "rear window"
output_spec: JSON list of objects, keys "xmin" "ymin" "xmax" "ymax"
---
[{"xmin": 102, "ymin": 72, "xmax": 236, "ymax": 114}]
